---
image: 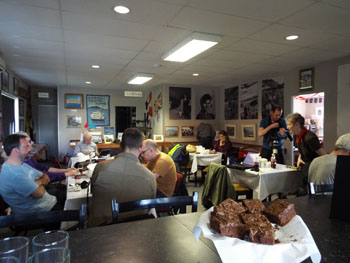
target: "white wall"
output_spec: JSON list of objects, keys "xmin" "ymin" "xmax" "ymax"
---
[
  {"xmin": 57, "ymin": 87, "xmax": 146, "ymax": 156},
  {"xmin": 337, "ymin": 64, "xmax": 350, "ymax": 137}
]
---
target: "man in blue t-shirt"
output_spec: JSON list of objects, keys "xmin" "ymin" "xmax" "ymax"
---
[
  {"xmin": 258, "ymin": 105, "xmax": 287, "ymax": 164},
  {"xmin": 0, "ymin": 134, "xmax": 57, "ymax": 215}
]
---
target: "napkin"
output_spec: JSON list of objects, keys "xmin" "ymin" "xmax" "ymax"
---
[{"xmin": 193, "ymin": 208, "xmax": 321, "ymax": 263}]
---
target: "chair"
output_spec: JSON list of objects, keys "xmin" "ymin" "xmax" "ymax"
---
[
  {"xmin": 233, "ymin": 183, "xmax": 253, "ymax": 201},
  {"xmin": 308, "ymin": 182, "xmax": 333, "ymax": 196},
  {"xmin": 111, "ymin": 192, "xmax": 198, "ymax": 224},
  {"xmin": 0, "ymin": 204, "xmax": 87, "ymax": 233}
]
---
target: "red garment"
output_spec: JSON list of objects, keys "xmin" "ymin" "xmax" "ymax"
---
[{"xmin": 296, "ymin": 127, "xmax": 308, "ymax": 143}]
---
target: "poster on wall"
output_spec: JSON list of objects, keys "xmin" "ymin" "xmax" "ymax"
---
[
  {"xmin": 86, "ymin": 95, "xmax": 110, "ymax": 126},
  {"xmin": 169, "ymin": 87, "xmax": 191, "ymax": 120},
  {"xmin": 240, "ymin": 81, "xmax": 258, "ymax": 120},
  {"xmin": 196, "ymin": 88, "xmax": 215, "ymax": 120},
  {"xmin": 153, "ymin": 92, "xmax": 162, "ymax": 122},
  {"xmin": 261, "ymin": 77, "xmax": 284, "ymax": 119},
  {"xmin": 225, "ymin": 86, "xmax": 239, "ymax": 120}
]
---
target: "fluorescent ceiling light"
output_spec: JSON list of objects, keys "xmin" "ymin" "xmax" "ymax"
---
[
  {"xmin": 128, "ymin": 73, "xmax": 154, "ymax": 85},
  {"xmin": 85, "ymin": 81, "xmax": 91, "ymax": 84},
  {"xmin": 193, "ymin": 73, "xmax": 199, "ymax": 76},
  {"xmin": 285, "ymin": 35, "xmax": 299, "ymax": 40},
  {"xmin": 162, "ymin": 32, "xmax": 221, "ymax": 62},
  {"xmin": 91, "ymin": 65, "xmax": 100, "ymax": 69},
  {"xmin": 114, "ymin": 5, "xmax": 130, "ymax": 14}
]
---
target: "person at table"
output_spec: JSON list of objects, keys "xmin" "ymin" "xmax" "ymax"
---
[
  {"xmin": 308, "ymin": 133, "xmax": 350, "ymax": 185},
  {"xmin": 258, "ymin": 105, "xmax": 287, "ymax": 164},
  {"xmin": 286, "ymin": 113, "xmax": 326, "ymax": 194},
  {"xmin": 0, "ymin": 134, "xmax": 59, "ymax": 215},
  {"xmin": 74, "ymin": 131, "xmax": 99, "ymax": 157},
  {"xmin": 210, "ymin": 130, "xmax": 233, "ymax": 156},
  {"xmin": 89, "ymin": 128, "xmax": 156, "ymax": 227},
  {"xmin": 196, "ymin": 122, "xmax": 216, "ymax": 149},
  {"xmin": 141, "ymin": 139, "xmax": 177, "ymax": 198},
  {"xmin": 15, "ymin": 131, "xmax": 76, "ymax": 182}
]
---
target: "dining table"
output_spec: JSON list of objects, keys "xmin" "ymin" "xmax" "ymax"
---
[{"xmin": 68, "ymin": 195, "xmax": 349, "ymax": 263}]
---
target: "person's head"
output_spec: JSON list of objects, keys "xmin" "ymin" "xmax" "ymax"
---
[
  {"xmin": 140, "ymin": 139, "xmax": 159, "ymax": 162},
  {"xmin": 120, "ymin": 128, "xmax": 143, "ymax": 152},
  {"xmin": 200, "ymin": 94, "xmax": 213, "ymax": 112},
  {"xmin": 334, "ymin": 133, "xmax": 350, "ymax": 154},
  {"xmin": 15, "ymin": 131, "xmax": 34, "ymax": 150},
  {"xmin": 286, "ymin": 113, "xmax": 305, "ymax": 136},
  {"xmin": 270, "ymin": 105, "xmax": 283, "ymax": 123},
  {"xmin": 3, "ymin": 134, "xmax": 31, "ymax": 161},
  {"xmin": 83, "ymin": 132, "xmax": 92, "ymax": 145},
  {"xmin": 218, "ymin": 130, "xmax": 229, "ymax": 142}
]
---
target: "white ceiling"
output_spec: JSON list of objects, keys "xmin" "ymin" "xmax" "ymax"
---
[{"xmin": 0, "ymin": 0, "xmax": 349, "ymax": 90}]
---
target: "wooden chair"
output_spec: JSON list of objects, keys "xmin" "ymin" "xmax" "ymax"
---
[
  {"xmin": 0, "ymin": 204, "xmax": 87, "ymax": 234},
  {"xmin": 233, "ymin": 183, "xmax": 253, "ymax": 201},
  {"xmin": 111, "ymin": 192, "xmax": 198, "ymax": 224}
]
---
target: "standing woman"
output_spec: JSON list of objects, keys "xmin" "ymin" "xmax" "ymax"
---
[{"xmin": 211, "ymin": 130, "xmax": 233, "ymax": 156}]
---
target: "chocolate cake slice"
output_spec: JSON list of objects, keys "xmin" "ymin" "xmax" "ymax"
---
[
  {"xmin": 210, "ymin": 212, "xmax": 246, "ymax": 238},
  {"xmin": 213, "ymin": 198, "xmax": 247, "ymax": 218},
  {"xmin": 242, "ymin": 199, "xmax": 266, "ymax": 214},
  {"xmin": 241, "ymin": 214, "xmax": 275, "ymax": 245},
  {"xmin": 265, "ymin": 199, "xmax": 296, "ymax": 226}
]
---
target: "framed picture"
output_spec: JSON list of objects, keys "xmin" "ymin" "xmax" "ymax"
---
[
  {"xmin": 165, "ymin": 126, "xmax": 179, "ymax": 137},
  {"xmin": 117, "ymin": 132, "xmax": 123, "ymax": 142},
  {"xmin": 13, "ymin": 77, "xmax": 19, "ymax": 95},
  {"xmin": 104, "ymin": 127, "xmax": 115, "ymax": 136},
  {"xmin": 225, "ymin": 124, "xmax": 237, "ymax": 140},
  {"xmin": 103, "ymin": 134, "xmax": 114, "ymax": 144},
  {"xmin": 299, "ymin": 68, "xmax": 314, "ymax": 91},
  {"xmin": 19, "ymin": 99, "xmax": 24, "ymax": 116},
  {"xmin": 242, "ymin": 124, "xmax": 256, "ymax": 141},
  {"xmin": 91, "ymin": 131, "xmax": 103, "ymax": 144},
  {"xmin": 66, "ymin": 116, "xmax": 82, "ymax": 128},
  {"xmin": 153, "ymin": 134, "xmax": 164, "ymax": 142},
  {"xmin": 181, "ymin": 126, "xmax": 194, "ymax": 137},
  {"xmin": 1, "ymin": 70, "xmax": 9, "ymax": 92},
  {"xmin": 87, "ymin": 94, "xmax": 110, "ymax": 126},
  {"xmin": 64, "ymin": 94, "xmax": 84, "ymax": 109}
]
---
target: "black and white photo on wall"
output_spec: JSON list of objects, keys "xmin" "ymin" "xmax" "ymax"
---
[
  {"xmin": 261, "ymin": 77, "xmax": 284, "ymax": 119},
  {"xmin": 224, "ymin": 86, "xmax": 239, "ymax": 120},
  {"xmin": 169, "ymin": 87, "xmax": 191, "ymax": 120},
  {"xmin": 196, "ymin": 88, "xmax": 215, "ymax": 120},
  {"xmin": 240, "ymin": 81, "xmax": 258, "ymax": 120}
]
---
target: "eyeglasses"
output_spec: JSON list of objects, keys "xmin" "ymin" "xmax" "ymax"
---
[
  {"xmin": 140, "ymin": 149, "xmax": 150, "ymax": 155},
  {"xmin": 20, "ymin": 144, "xmax": 31, "ymax": 149}
]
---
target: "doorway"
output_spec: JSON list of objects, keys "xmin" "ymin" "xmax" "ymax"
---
[
  {"xmin": 292, "ymin": 92, "xmax": 325, "ymax": 142},
  {"xmin": 1, "ymin": 94, "xmax": 16, "ymax": 138},
  {"xmin": 115, "ymin": 106, "xmax": 136, "ymax": 133}
]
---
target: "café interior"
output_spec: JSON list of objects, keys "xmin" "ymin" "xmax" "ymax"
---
[{"xmin": 0, "ymin": 1, "xmax": 350, "ymax": 262}]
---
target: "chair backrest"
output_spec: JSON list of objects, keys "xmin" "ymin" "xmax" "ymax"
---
[
  {"xmin": 308, "ymin": 182, "xmax": 334, "ymax": 195},
  {"xmin": 111, "ymin": 192, "xmax": 198, "ymax": 224},
  {"xmin": 174, "ymin": 173, "xmax": 183, "ymax": 195},
  {"xmin": 0, "ymin": 204, "xmax": 87, "ymax": 230}
]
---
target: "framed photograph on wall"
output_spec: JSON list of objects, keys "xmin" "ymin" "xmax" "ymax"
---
[
  {"xmin": 13, "ymin": 77, "xmax": 19, "ymax": 95},
  {"xmin": 165, "ymin": 126, "xmax": 179, "ymax": 137},
  {"xmin": 66, "ymin": 116, "xmax": 82, "ymax": 128},
  {"xmin": 103, "ymin": 134, "xmax": 114, "ymax": 144},
  {"xmin": 181, "ymin": 126, "xmax": 194, "ymax": 137},
  {"xmin": 153, "ymin": 134, "xmax": 164, "ymax": 142},
  {"xmin": 64, "ymin": 94, "xmax": 84, "ymax": 109},
  {"xmin": 225, "ymin": 124, "xmax": 236, "ymax": 140},
  {"xmin": 299, "ymin": 68, "xmax": 314, "ymax": 91},
  {"xmin": 242, "ymin": 124, "xmax": 256, "ymax": 141},
  {"xmin": 19, "ymin": 99, "xmax": 24, "ymax": 116},
  {"xmin": 86, "ymin": 94, "xmax": 110, "ymax": 126},
  {"xmin": 1, "ymin": 70, "xmax": 9, "ymax": 92}
]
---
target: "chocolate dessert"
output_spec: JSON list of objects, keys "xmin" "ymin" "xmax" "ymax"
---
[
  {"xmin": 242, "ymin": 199, "xmax": 266, "ymax": 214},
  {"xmin": 210, "ymin": 213, "xmax": 246, "ymax": 238},
  {"xmin": 241, "ymin": 214, "xmax": 275, "ymax": 245},
  {"xmin": 265, "ymin": 199, "xmax": 296, "ymax": 226},
  {"xmin": 213, "ymin": 198, "xmax": 246, "ymax": 218}
]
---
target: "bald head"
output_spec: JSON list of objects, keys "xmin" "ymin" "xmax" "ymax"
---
[{"xmin": 83, "ymin": 132, "xmax": 92, "ymax": 144}]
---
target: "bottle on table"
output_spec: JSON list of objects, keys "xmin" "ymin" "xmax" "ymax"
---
[{"xmin": 270, "ymin": 153, "xmax": 276, "ymax": 169}]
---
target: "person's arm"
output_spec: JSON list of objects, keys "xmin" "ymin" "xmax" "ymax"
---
[
  {"xmin": 297, "ymin": 155, "xmax": 305, "ymax": 168},
  {"xmin": 316, "ymin": 148, "xmax": 327, "ymax": 156},
  {"xmin": 35, "ymin": 173, "xmax": 50, "ymax": 186},
  {"xmin": 74, "ymin": 143, "xmax": 82, "ymax": 156},
  {"xmin": 258, "ymin": 123, "xmax": 279, "ymax": 137},
  {"xmin": 30, "ymin": 185, "xmax": 46, "ymax": 198}
]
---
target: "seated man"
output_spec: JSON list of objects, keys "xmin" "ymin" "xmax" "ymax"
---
[
  {"xmin": 141, "ymin": 139, "xmax": 177, "ymax": 198},
  {"xmin": 89, "ymin": 128, "xmax": 156, "ymax": 227},
  {"xmin": 0, "ymin": 134, "xmax": 58, "ymax": 215},
  {"xmin": 15, "ymin": 131, "xmax": 76, "ymax": 182},
  {"xmin": 74, "ymin": 132, "xmax": 99, "ymax": 157},
  {"xmin": 309, "ymin": 133, "xmax": 350, "ymax": 185}
]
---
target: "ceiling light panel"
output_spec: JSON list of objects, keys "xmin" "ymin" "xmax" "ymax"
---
[{"xmin": 128, "ymin": 73, "xmax": 154, "ymax": 85}]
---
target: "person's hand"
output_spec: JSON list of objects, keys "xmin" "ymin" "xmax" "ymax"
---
[
  {"xmin": 270, "ymin": 123, "xmax": 280, "ymax": 129},
  {"xmin": 210, "ymin": 149, "xmax": 216, "ymax": 154},
  {"xmin": 297, "ymin": 158, "xmax": 305, "ymax": 169},
  {"xmin": 65, "ymin": 168, "xmax": 76, "ymax": 177},
  {"xmin": 83, "ymin": 151, "xmax": 90, "ymax": 155}
]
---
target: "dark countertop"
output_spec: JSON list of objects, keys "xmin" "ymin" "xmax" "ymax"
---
[{"xmin": 69, "ymin": 196, "xmax": 349, "ymax": 263}]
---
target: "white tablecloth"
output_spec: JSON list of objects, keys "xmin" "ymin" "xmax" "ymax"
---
[
  {"xmin": 190, "ymin": 153, "xmax": 222, "ymax": 173},
  {"xmin": 227, "ymin": 164, "xmax": 303, "ymax": 200}
]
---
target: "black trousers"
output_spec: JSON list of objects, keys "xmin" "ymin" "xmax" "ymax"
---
[
  {"xmin": 198, "ymin": 137, "xmax": 213, "ymax": 150},
  {"xmin": 260, "ymin": 148, "xmax": 285, "ymax": 164}
]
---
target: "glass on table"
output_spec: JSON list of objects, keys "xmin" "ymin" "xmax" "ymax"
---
[
  {"xmin": 32, "ymin": 231, "xmax": 69, "ymax": 254},
  {"xmin": 0, "ymin": 237, "xmax": 29, "ymax": 263},
  {"xmin": 27, "ymin": 248, "xmax": 70, "ymax": 263}
]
